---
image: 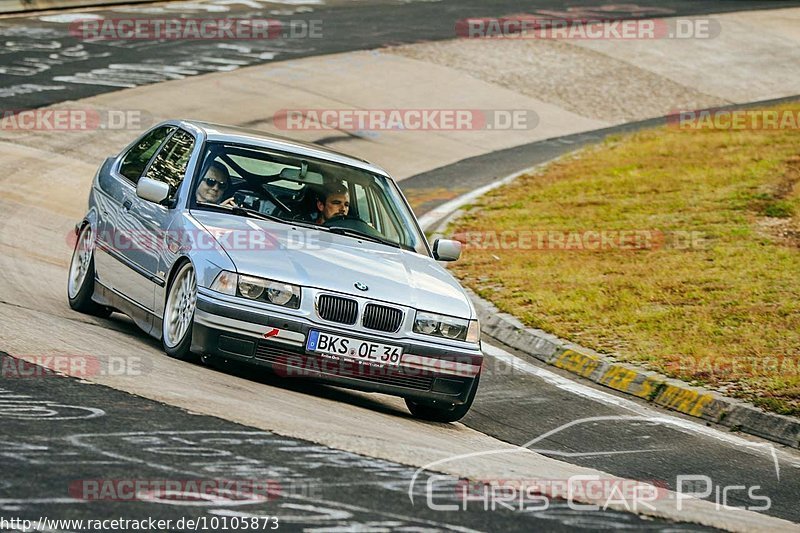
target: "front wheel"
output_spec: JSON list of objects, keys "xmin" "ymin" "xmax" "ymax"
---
[
  {"xmin": 162, "ymin": 262, "xmax": 198, "ymax": 361},
  {"xmin": 406, "ymin": 375, "xmax": 480, "ymax": 423},
  {"xmin": 67, "ymin": 224, "xmax": 112, "ymax": 318}
]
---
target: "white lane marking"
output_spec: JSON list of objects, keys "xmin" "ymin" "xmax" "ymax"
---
[
  {"xmin": 0, "ymin": 84, "xmax": 66, "ymax": 98},
  {"xmin": 485, "ymin": 344, "xmax": 642, "ymax": 411},
  {"xmin": 0, "ymin": 498, "xmax": 86, "ymax": 504},
  {"xmin": 482, "ymin": 341, "xmax": 796, "ymax": 468},
  {"xmin": 39, "ymin": 14, "xmax": 103, "ymax": 23},
  {"xmin": 418, "ymin": 163, "xmax": 546, "ymax": 231},
  {"xmin": 0, "ymin": 388, "xmax": 105, "ymax": 421},
  {"xmin": 0, "ymin": 403, "xmax": 105, "ymax": 421},
  {"xmin": 482, "ymin": 343, "xmax": 645, "ymax": 412},
  {"xmin": 538, "ymin": 448, "xmax": 668, "ymax": 459}
]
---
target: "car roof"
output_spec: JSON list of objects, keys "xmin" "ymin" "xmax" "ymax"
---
[{"xmin": 174, "ymin": 119, "xmax": 390, "ymax": 177}]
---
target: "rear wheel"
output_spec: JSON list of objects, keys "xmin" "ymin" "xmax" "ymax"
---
[
  {"xmin": 67, "ymin": 224, "xmax": 112, "ymax": 318},
  {"xmin": 406, "ymin": 375, "xmax": 480, "ymax": 423},
  {"xmin": 162, "ymin": 262, "xmax": 198, "ymax": 361}
]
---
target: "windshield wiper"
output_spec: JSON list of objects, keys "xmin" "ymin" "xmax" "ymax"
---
[
  {"xmin": 286, "ymin": 218, "xmax": 325, "ymax": 231},
  {"xmin": 195, "ymin": 202, "xmax": 282, "ymax": 223},
  {"xmin": 195, "ymin": 202, "xmax": 406, "ymax": 249},
  {"xmin": 195, "ymin": 202, "xmax": 336, "ymax": 232},
  {"xmin": 326, "ymin": 227, "xmax": 401, "ymax": 248}
]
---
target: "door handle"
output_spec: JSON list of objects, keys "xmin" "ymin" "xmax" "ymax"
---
[{"xmin": 122, "ymin": 199, "xmax": 133, "ymax": 211}]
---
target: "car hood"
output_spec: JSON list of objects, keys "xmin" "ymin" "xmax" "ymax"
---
[{"xmin": 191, "ymin": 211, "xmax": 474, "ymax": 318}]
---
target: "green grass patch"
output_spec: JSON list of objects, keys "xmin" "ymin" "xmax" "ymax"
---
[{"xmin": 450, "ymin": 103, "xmax": 800, "ymax": 416}]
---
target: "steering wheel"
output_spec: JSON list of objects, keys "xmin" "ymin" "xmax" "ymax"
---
[
  {"xmin": 231, "ymin": 187, "xmax": 293, "ymax": 217},
  {"xmin": 231, "ymin": 189, "xmax": 260, "ymax": 210},
  {"xmin": 323, "ymin": 215, "xmax": 382, "ymax": 238}
]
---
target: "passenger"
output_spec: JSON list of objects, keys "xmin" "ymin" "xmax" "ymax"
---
[
  {"xmin": 195, "ymin": 162, "xmax": 236, "ymax": 206},
  {"xmin": 315, "ymin": 182, "xmax": 350, "ymax": 224}
]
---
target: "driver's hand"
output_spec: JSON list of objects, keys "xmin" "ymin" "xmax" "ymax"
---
[{"xmin": 220, "ymin": 197, "xmax": 238, "ymax": 207}]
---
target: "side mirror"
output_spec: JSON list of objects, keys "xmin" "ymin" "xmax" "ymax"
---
[
  {"xmin": 136, "ymin": 177, "xmax": 170, "ymax": 204},
  {"xmin": 433, "ymin": 238, "xmax": 462, "ymax": 261}
]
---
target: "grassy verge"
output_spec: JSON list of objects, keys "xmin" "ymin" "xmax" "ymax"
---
[
  {"xmin": 449, "ymin": 103, "xmax": 800, "ymax": 416},
  {"xmin": 403, "ymin": 187, "xmax": 469, "ymax": 213}
]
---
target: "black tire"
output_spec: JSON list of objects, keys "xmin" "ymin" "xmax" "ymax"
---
[
  {"xmin": 406, "ymin": 375, "xmax": 480, "ymax": 423},
  {"xmin": 67, "ymin": 224, "xmax": 112, "ymax": 318},
  {"xmin": 162, "ymin": 261, "xmax": 198, "ymax": 362}
]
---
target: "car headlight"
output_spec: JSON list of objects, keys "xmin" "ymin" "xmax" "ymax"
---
[
  {"xmin": 439, "ymin": 316, "xmax": 467, "ymax": 339},
  {"xmin": 238, "ymin": 275, "xmax": 266, "ymax": 299},
  {"xmin": 211, "ymin": 271, "xmax": 301, "ymax": 309},
  {"xmin": 265, "ymin": 281, "xmax": 298, "ymax": 307},
  {"xmin": 239, "ymin": 275, "xmax": 300, "ymax": 308},
  {"xmin": 413, "ymin": 311, "xmax": 479, "ymax": 343},
  {"xmin": 414, "ymin": 312, "xmax": 439, "ymax": 335}
]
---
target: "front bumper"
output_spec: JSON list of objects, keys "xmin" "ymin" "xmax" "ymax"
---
[{"xmin": 192, "ymin": 292, "xmax": 483, "ymax": 405}]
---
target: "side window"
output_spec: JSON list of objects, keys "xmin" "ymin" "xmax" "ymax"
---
[
  {"xmin": 144, "ymin": 129, "xmax": 195, "ymax": 199},
  {"xmin": 118, "ymin": 126, "xmax": 174, "ymax": 183}
]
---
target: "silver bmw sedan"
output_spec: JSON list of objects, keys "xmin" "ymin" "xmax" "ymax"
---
[{"xmin": 67, "ymin": 119, "xmax": 482, "ymax": 422}]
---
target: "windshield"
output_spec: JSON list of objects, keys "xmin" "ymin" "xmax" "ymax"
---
[{"xmin": 190, "ymin": 142, "xmax": 430, "ymax": 255}]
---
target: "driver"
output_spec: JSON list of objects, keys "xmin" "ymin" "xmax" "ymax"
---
[
  {"xmin": 196, "ymin": 162, "xmax": 237, "ymax": 206},
  {"xmin": 315, "ymin": 182, "xmax": 350, "ymax": 224}
]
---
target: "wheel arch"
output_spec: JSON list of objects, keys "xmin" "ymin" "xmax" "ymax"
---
[
  {"xmin": 164, "ymin": 255, "xmax": 194, "ymax": 302},
  {"xmin": 75, "ymin": 207, "xmax": 100, "ymax": 238}
]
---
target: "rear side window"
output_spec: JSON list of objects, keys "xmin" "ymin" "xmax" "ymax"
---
[
  {"xmin": 119, "ymin": 126, "xmax": 174, "ymax": 183},
  {"xmin": 144, "ymin": 129, "xmax": 195, "ymax": 199}
]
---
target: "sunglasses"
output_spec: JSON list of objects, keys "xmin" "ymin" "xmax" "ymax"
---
[{"xmin": 203, "ymin": 177, "xmax": 228, "ymax": 190}]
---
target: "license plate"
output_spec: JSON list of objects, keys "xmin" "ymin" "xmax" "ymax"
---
[{"xmin": 306, "ymin": 330, "xmax": 402, "ymax": 366}]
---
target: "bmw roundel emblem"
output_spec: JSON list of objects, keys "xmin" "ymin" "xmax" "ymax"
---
[{"xmin": 354, "ymin": 282, "xmax": 369, "ymax": 291}]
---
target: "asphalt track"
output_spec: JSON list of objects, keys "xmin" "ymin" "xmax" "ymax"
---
[
  {"xmin": 2, "ymin": 1, "xmax": 800, "ymax": 532},
  {"xmin": 1, "ymin": 353, "xmax": 707, "ymax": 532},
  {"xmin": 2, "ymin": 0, "xmax": 800, "ymax": 109}
]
